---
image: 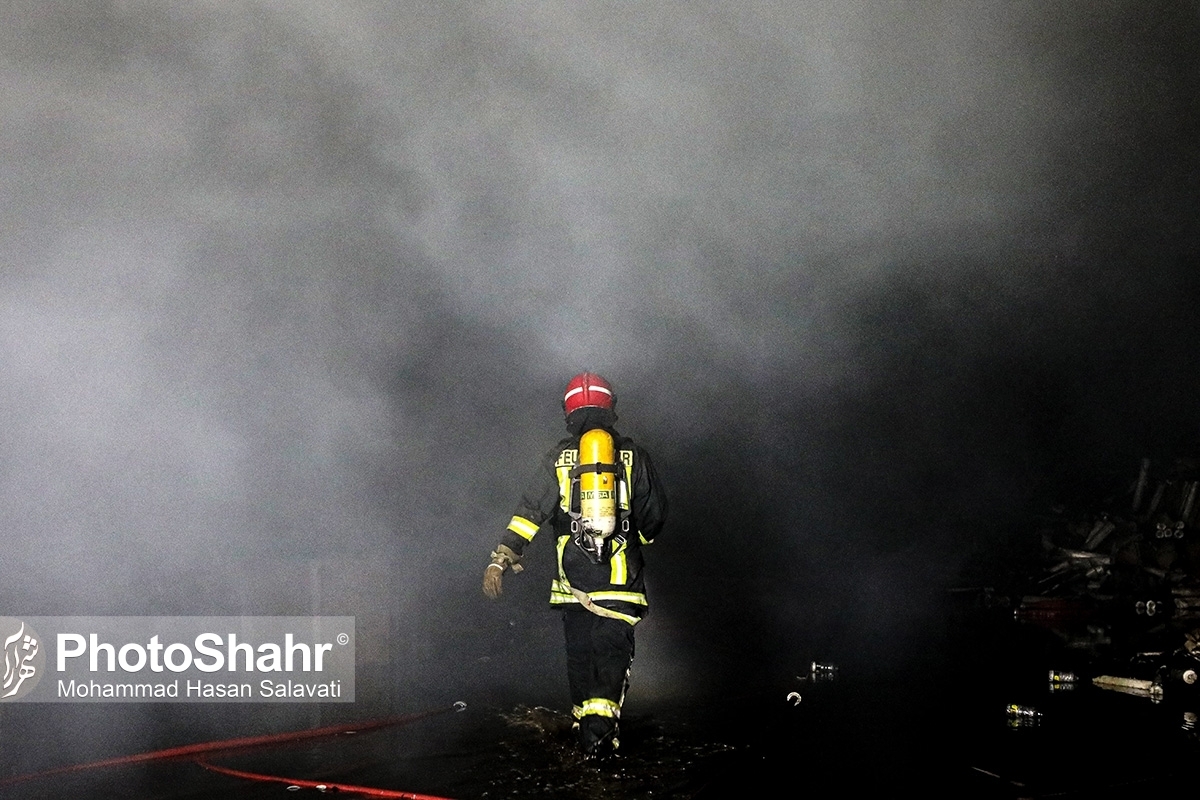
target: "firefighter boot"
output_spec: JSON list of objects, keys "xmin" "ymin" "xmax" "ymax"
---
[{"xmin": 577, "ymin": 714, "xmax": 618, "ymax": 758}]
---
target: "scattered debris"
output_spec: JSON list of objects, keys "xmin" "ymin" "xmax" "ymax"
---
[
  {"xmin": 1093, "ymin": 675, "xmax": 1164, "ymax": 701},
  {"xmin": 1005, "ymin": 704, "xmax": 1043, "ymax": 728},
  {"xmin": 501, "ymin": 705, "xmax": 577, "ymax": 738},
  {"xmin": 955, "ymin": 457, "xmax": 1200, "ymax": 701},
  {"xmin": 1048, "ymin": 670, "xmax": 1078, "ymax": 692},
  {"xmin": 809, "ymin": 662, "xmax": 838, "ymax": 682}
]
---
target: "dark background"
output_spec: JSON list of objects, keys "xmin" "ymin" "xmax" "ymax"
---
[{"xmin": 0, "ymin": 1, "xmax": 1197, "ymax": 793}]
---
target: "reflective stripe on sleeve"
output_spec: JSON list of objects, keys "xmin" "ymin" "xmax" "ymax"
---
[{"xmin": 506, "ymin": 516, "xmax": 539, "ymax": 541}]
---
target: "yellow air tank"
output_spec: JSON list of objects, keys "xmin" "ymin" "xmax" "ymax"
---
[{"xmin": 578, "ymin": 429, "xmax": 618, "ymax": 538}]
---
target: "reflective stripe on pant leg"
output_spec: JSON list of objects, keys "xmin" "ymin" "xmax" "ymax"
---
[{"xmin": 580, "ymin": 697, "xmax": 621, "ymax": 719}]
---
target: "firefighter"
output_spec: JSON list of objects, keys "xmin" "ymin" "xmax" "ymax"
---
[{"xmin": 483, "ymin": 372, "xmax": 667, "ymax": 756}]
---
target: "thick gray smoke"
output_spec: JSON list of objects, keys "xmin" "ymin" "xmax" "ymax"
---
[{"xmin": 0, "ymin": 0, "xmax": 1196, "ymax": 772}]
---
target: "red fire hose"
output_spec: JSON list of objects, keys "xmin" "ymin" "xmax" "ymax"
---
[
  {"xmin": 197, "ymin": 760, "xmax": 454, "ymax": 799},
  {"xmin": 0, "ymin": 702, "xmax": 463, "ymax": 798}
]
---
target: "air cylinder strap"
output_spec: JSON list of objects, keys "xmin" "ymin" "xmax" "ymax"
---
[
  {"xmin": 568, "ymin": 586, "xmax": 629, "ymax": 621},
  {"xmin": 570, "ymin": 463, "xmax": 621, "ymax": 477}
]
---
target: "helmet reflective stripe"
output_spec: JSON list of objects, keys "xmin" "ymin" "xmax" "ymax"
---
[
  {"xmin": 563, "ymin": 384, "xmax": 611, "ymax": 403},
  {"xmin": 563, "ymin": 372, "xmax": 615, "ymax": 415}
]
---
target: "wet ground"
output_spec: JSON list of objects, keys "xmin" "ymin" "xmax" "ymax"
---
[{"xmin": 5, "ymin": 609, "xmax": 1200, "ymax": 799}]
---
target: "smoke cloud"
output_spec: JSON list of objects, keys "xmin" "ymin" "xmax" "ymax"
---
[{"xmin": 0, "ymin": 0, "xmax": 1196, "ymax": 772}]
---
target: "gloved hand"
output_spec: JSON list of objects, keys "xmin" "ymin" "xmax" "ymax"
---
[
  {"xmin": 482, "ymin": 545, "xmax": 521, "ymax": 599},
  {"xmin": 482, "ymin": 564, "xmax": 504, "ymax": 599}
]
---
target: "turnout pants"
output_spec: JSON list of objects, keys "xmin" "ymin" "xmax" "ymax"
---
[{"xmin": 563, "ymin": 608, "xmax": 635, "ymax": 753}]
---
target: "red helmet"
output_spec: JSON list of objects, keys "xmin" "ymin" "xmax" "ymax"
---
[{"xmin": 563, "ymin": 372, "xmax": 615, "ymax": 416}]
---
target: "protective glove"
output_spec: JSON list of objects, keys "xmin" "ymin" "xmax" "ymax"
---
[
  {"xmin": 482, "ymin": 544, "xmax": 522, "ymax": 599},
  {"xmin": 482, "ymin": 564, "xmax": 504, "ymax": 599}
]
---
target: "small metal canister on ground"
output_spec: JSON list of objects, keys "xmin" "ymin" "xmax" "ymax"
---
[
  {"xmin": 810, "ymin": 661, "xmax": 838, "ymax": 682},
  {"xmin": 1006, "ymin": 704, "xmax": 1043, "ymax": 728}
]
